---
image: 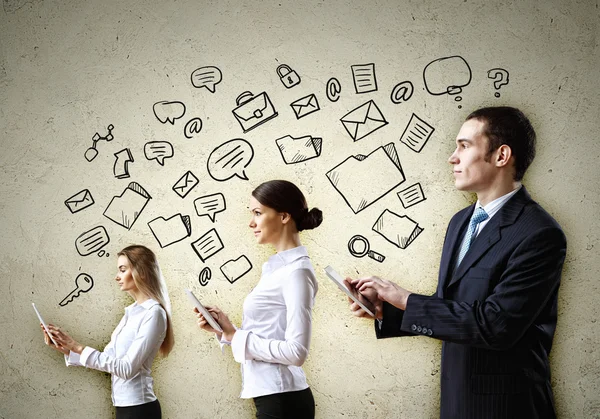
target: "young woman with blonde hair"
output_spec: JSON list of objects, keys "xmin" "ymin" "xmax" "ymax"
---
[{"xmin": 41, "ymin": 245, "xmax": 174, "ymax": 419}]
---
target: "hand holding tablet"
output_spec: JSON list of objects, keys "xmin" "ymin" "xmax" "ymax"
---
[
  {"xmin": 32, "ymin": 303, "xmax": 59, "ymax": 346},
  {"xmin": 324, "ymin": 266, "xmax": 376, "ymax": 318},
  {"xmin": 185, "ymin": 289, "xmax": 223, "ymax": 333}
]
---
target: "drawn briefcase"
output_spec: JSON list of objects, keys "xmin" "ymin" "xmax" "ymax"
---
[{"xmin": 232, "ymin": 91, "xmax": 278, "ymax": 133}]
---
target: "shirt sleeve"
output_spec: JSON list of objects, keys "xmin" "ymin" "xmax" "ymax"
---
[
  {"xmin": 64, "ymin": 350, "xmax": 84, "ymax": 366},
  {"xmin": 231, "ymin": 268, "xmax": 315, "ymax": 366},
  {"xmin": 79, "ymin": 307, "xmax": 167, "ymax": 379}
]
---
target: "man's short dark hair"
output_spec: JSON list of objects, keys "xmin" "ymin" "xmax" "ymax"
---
[{"xmin": 466, "ymin": 106, "xmax": 536, "ymax": 181}]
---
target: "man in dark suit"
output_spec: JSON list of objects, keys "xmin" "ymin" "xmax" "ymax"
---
[{"xmin": 346, "ymin": 107, "xmax": 567, "ymax": 419}]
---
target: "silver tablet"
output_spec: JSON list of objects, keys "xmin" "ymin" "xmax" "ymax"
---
[
  {"xmin": 185, "ymin": 289, "xmax": 223, "ymax": 333},
  {"xmin": 324, "ymin": 266, "xmax": 376, "ymax": 318}
]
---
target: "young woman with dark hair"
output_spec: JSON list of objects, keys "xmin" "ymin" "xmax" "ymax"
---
[
  {"xmin": 193, "ymin": 179, "xmax": 323, "ymax": 419},
  {"xmin": 41, "ymin": 245, "xmax": 174, "ymax": 419}
]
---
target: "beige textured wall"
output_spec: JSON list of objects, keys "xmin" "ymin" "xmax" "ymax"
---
[{"xmin": 1, "ymin": 0, "xmax": 599, "ymax": 418}]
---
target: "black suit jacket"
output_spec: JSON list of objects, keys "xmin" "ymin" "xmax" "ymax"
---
[{"xmin": 376, "ymin": 187, "xmax": 567, "ymax": 419}]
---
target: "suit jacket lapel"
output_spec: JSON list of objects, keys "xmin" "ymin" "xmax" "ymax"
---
[
  {"xmin": 439, "ymin": 206, "xmax": 473, "ymax": 296},
  {"xmin": 446, "ymin": 187, "xmax": 532, "ymax": 290}
]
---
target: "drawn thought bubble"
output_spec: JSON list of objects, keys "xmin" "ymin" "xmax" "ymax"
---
[
  {"xmin": 144, "ymin": 141, "xmax": 174, "ymax": 166},
  {"xmin": 75, "ymin": 226, "xmax": 110, "ymax": 256},
  {"xmin": 194, "ymin": 193, "xmax": 226, "ymax": 222},
  {"xmin": 423, "ymin": 56, "xmax": 472, "ymax": 97},
  {"xmin": 153, "ymin": 101, "xmax": 186, "ymax": 124},
  {"xmin": 207, "ymin": 139, "xmax": 254, "ymax": 182},
  {"xmin": 191, "ymin": 66, "xmax": 222, "ymax": 93}
]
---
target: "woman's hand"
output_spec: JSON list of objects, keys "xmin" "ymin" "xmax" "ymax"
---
[
  {"xmin": 46, "ymin": 324, "xmax": 85, "ymax": 354},
  {"xmin": 193, "ymin": 306, "xmax": 236, "ymax": 342},
  {"xmin": 40, "ymin": 324, "xmax": 69, "ymax": 355}
]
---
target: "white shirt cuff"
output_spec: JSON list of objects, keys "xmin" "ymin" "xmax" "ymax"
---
[
  {"xmin": 231, "ymin": 329, "xmax": 251, "ymax": 363},
  {"xmin": 65, "ymin": 350, "xmax": 82, "ymax": 366},
  {"xmin": 79, "ymin": 346, "xmax": 97, "ymax": 367}
]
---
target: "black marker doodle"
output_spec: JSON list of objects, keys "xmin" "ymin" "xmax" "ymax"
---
[
  {"xmin": 64, "ymin": 189, "xmax": 94, "ymax": 214},
  {"xmin": 232, "ymin": 91, "xmax": 278, "ymax": 133},
  {"xmin": 184, "ymin": 118, "xmax": 203, "ymax": 139},
  {"xmin": 290, "ymin": 94, "xmax": 320, "ymax": 119},
  {"xmin": 144, "ymin": 141, "xmax": 174, "ymax": 166},
  {"xmin": 75, "ymin": 226, "xmax": 110, "ymax": 256},
  {"xmin": 423, "ymin": 55, "xmax": 472, "ymax": 107},
  {"xmin": 148, "ymin": 214, "xmax": 192, "ymax": 248},
  {"xmin": 191, "ymin": 228, "xmax": 224, "ymax": 262},
  {"xmin": 207, "ymin": 139, "xmax": 254, "ymax": 182},
  {"xmin": 351, "ymin": 63, "xmax": 378, "ymax": 94},
  {"xmin": 397, "ymin": 183, "xmax": 426, "ymax": 209},
  {"xmin": 220, "ymin": 255, "xmax": 253, "ymax": 284},
  {"xmin": 172, "ymin": 170, "xmax": 199, "ymax": 198},
  {"xmin": 340, "ymin": 100, "xmax": 388, "ymax": 142},
  {"xmin": 326, "ymin": 143, "xmax": 405, "ymax": 214},
  {"xmin": 276, "ymin": 134, "xmax": 322, "ymax": 164},
  {"xmin": 113, "ymin": 148, "xmax": 134, "ymax": 179},
  {"xmin": 276, "ymin": 64, "xmax": 301, "ymax": 88},
  {"xmin": 84, "ymin": 124, "xmax": 114, "ymax": 162},
  {"xmin": 372, "ymin": 209, "xmax": 423, "ymax": 249},
  {"xmin": 348, "ymin": 234, "xmax": 385, "ymax": 262},
  {"xmin": 194, "ymin": 193, "xmax": 226, "ymax": 222},
  {"xmin": 104, "ymin": 182, "xmax": 151, "ymax": 230},
  {"xmin": 487, "ymin": 68, "xmax": 510, "ymax": 98},
  {"xmin": 153, "ymin": 101, "xmax": 186, "ymax": 124},
  {"xmin": 390, "ymin": 81, "xmax": 414, "ymax": 104},
  {"xmin": 59, "ymin": 273, "xmax": 94, "ymax": 307},
  {"xmin": 326, "ymin": 77, "xmax": 341, "ymax": 102},
  {"xmin": 191, "ymin": 66, "xmax": 222, "ymax": 93},
  {"xmin": 399, "ymin": 114, "xmax": 435, "ymax": 153},
  {"xmin": 198, "ymin": 267, "xmax": 212, "ymax": 286}
]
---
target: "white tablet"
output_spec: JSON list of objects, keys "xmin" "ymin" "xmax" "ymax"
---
[
  {"xmin": 32, "ymin": 303, "xmax": 59, "ymax": 346},
  {"xmin": 324, "ymin": 266, "xmax": 376, "ymax": 318},
  {"xmin": 185, "ymin": 289, "xmax": 223, "ymax": 333}
]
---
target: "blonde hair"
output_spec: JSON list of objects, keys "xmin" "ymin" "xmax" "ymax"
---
[{"xmin": 117, "ymin": 245, "xmax": 174, "ymax": 357}]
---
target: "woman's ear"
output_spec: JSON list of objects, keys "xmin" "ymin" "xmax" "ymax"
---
[{"xmin": 280, "ymin": 212, "xmax": 292, "ymax": 224}]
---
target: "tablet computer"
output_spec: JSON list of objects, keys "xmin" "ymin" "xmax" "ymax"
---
[
  {"xmin": 32, "ymin": 302, "xmax": 59, "ymax": 346},
  {"xmin": 324, "ymin": 265, "xmax": 376, "ymax": 318},
  {"xmin": 184, "ymin": 289, "xmax": 223, "ymax": 333}
]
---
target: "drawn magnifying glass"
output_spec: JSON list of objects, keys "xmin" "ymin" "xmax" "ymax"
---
[{"xmin": 348, "ymin": 235, "xmax": 385, "ymax": 263}]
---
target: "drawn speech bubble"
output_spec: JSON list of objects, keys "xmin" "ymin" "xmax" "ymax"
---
[
  {"xmin": 153, "ymin": 101, "xmax": 186, "ymax": 124},
  {"xmin": 144, "ymin": 141, "xmax": 174, "ymax": 166},
  {"xmin": 207, "ymin": 139, "xmax": 254, "ymax": 182},
  {"xmin": 191, "ymin": 66, "xmax": 223, "ymax": 93},
  {"xmin": 423, "ymin": 56, "xmax": 472, "ymax": 98},
  {"xmin": 194, "ymin": 193, "xmax": 226, "ymax": 222}
]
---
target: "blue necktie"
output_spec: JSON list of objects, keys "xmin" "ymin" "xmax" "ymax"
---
[{"xmin": 456, "ymin": 207, "xmax": 489, "ymax": 268}]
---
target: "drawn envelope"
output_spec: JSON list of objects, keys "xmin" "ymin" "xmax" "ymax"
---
[
  {"xmin": 326, "ymin": 143, "xmax": 405, "ymax": 214},
  {"xmin": 65, "ymin": 189, "xmax": 94, "ymax": 214},
  {"xmin": 372, "ymin": 209, "xmax": 423, "ymax": 249},
  {"xmin": 103, "ymin": 182, "xmax": 151, "ymax": 230},
  {"xmin": 220, "ymin": 255, "xmax": 253, "ymax": 284},
  {"xmin": 172, "ymin": 170, "xmax": 199, "ymax": 198},
  {"xmin": 276, "ymin": 135, "xmax": 322, "ymax": 164},
  {"xmin": 148, "ymin": 214, "xmax": 192, "ymax": 248},
  {"xmin": 340, "ymin": 100, "xmax": 388, "ymax": 141},
  {"xmin": 290, "ymin": 94, "xmax": 320, "ymax": 119}
]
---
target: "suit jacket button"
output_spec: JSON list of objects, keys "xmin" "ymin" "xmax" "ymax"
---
[
  {"xmin": 421, "ymin": 328, "xmax": 428, "ymax": 334},
  {"xmin": 411, "ymin": 324, "xmax": 417, "ymax": 331},
  {"xmin": 417, "ymin": 326, "xmax": 422, "ymax": 332},
  {"xmin": 427, "ymin": 329, "xmax": 433, "ymax": 336}
]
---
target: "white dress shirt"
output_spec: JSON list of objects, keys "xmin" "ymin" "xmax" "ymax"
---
[
  {"xmin": 227, "ymin": 246, "xmax": 318, "ymax": 399},
  {"xmin": 65, "ymin": 298, "xmax": 167, "ymax": 407}
]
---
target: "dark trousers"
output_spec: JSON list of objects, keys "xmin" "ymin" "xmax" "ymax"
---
[
  {"xmin": 115, "ymin": 399, "xmax": 161, "ymax": 419},
  {"xmin": 254, "ymin": 388, "xmax": 315, "ymax": 419}
]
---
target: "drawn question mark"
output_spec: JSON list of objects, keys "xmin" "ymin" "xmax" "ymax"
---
[{"xmin": 487, "ymin": 68, "xmax": 510, "ymax": 98}]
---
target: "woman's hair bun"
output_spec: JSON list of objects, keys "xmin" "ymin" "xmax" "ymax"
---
[{"xmin": 297, "ymin": 207, "xmax": 323, "ymax": 231}]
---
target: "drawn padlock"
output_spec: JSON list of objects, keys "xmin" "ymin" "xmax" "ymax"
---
[{"xmin": 276, "ymin": 64, "xmax": 301, "ymax": 89}]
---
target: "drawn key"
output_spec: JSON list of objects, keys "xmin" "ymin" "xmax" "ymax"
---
[{"xmin": 59, "ymin": 273, "xmax": 94, "ymax": 307}]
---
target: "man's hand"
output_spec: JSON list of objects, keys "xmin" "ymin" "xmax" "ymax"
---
[
  {"xmin": 354, "ymin": 276, "xmax": 412, "ymax": 310},
  {"xmin": 344, "ymin": 278, "xmax": 383, "ymax": 320}
]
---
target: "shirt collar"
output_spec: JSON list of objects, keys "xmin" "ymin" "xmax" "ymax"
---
[
  {"xmin": 263, "ymin": 246, "xmax": 309, "ymax": 273},
  {"xmin": 476, "ymin": 184, "xmax": 522, "ymax": 219},
  {"xmin": 126, "ymin": 298, "xmax": 160, "ymax": 312}
]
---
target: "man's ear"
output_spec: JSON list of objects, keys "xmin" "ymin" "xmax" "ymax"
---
[{"xmin": 495, "ymin": 144, "xmax": 513, "ymax": 168}]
